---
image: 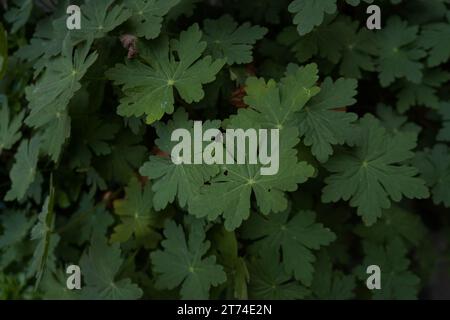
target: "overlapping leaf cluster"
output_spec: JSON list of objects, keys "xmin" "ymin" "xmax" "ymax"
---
[{"xmin": 1, "ymin": 0, "xmax": 449, "ymax": 300}]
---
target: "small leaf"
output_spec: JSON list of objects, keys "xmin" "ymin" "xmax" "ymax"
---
[
  {"xmin": 322, "ymin": 114, "xmax": 429, "ymax": 225},
  {"xmin": 107, "ymin": 24, "xmax": 225, "ymax": 123}
]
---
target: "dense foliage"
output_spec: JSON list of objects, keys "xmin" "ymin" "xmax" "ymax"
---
[{"xmin": 1, "ymin": 0, "xmax": 450, "ymax": 300}]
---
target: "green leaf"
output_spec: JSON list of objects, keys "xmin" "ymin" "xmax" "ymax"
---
[
  {"xmin": 288, "ymin": 0, "xmax": 337, "ymax": 36},
  {"xmin": 25, "ymin": 40, "xmax": 98, "ymax": 161},
  {"xmin": 25, "ymin": 41, "xmax": 97, "ymax": 129},
  {"xmin": 107, "ymin": 24, "xmax": 225, "ymax": 124},
  {"xmin": 414, "ymin": 144, "xmax": 450, "ymax": 207},
  {"xmin": 234, "ymin": 63, "xmax": 321, "ymax": 131},
  {"xmin": 299, "ymin": 76, "xmax": 358, "ymax": 162},
  {"xmin": 166, "ymin": 0, "xmax": 201, "ymax": 21},
  {"xmin": 40, "ymin": 109, "xmax": 71, "ymax": 162},
  {"xmin": 124, "ymin": 0, "xmax": 180, "ymax": 39},
  {"xmin": 5, "ymin": 136, "xmax": 41, "ymax": 202},
  {"xmin": 288, "ymin": 1, "xmax": 371, "ymax": 35},
  {"xmin": 151, "ymin": 220, "xmax": 226, "ymax": 299},
  {"xmin": 419, "ymin": 16, "xmax": 450, "ymax": 67},
  {"xmin": 358, "ymin": 238, "xmax": 420, "ymax": 299},
  {"xmin": 40, "ymin": 271, "xmax": 80, "ymax": 300},
  {"xmin": 80, "ymin": 235, "xmax": 143, "ymax": 299},
  {"xmin": 311, "ymin": 251, "xmax": 355, "ymax": 299},
  {"xmin": 139, "ymin": 109, "xmax": 220, "ymax": 210},
  {"xmin": 375, "ymin": 17, "xmax": 426, "ymax": 87},
  {"xmin": 188, "ymin": 152, "xmax": 314, "ymax": 231},
  {"xmin": 0, "ymin": 96, "xmax": 24, "ymax": 154},
  {"xmin": 242, "ymin": 210, "xmax": 335, "ymax": 286},
  {"xmin": 322, "ymin": 114, "xmax": 429, "ymax": 226},
  {"xmin": 71, "ymin": 0, "xmax": 131, "ymax": 42},
  {"xmin": 111, "ymin": 177, "xmax": 160, "ymax": 246},
  {"xmin": 248, "ymin": 254, "xmax": 309, "ymax": 299},
  {"xmin": 203, "ymin": 15, "xmax": 267, "ymax": 65}
]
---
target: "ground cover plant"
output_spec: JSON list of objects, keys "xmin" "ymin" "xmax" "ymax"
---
[{"xmin": 0, "ymin": 0, "xmax": 450, "ymax": 300}]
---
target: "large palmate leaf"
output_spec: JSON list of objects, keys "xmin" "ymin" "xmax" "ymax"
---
[
  {"xmin": 288, "ymin": 0, "xmax": 337, "ymax": 36},
  {"xmin": 71, "ymin": 0, "xmax": 131, "ymax": 42},
  {"xmin": 107, "ymin": 24, "xmax": 225, "ymax": 123},
  {"xmin": 322, "ymin": 114, "xmax": 429, "ymax": 225},
  {"xmin": 242, "ymin": 210, "xmax": 335, "ymax": 286},
  {"xmin": 188, "ymin": 64, "xmax": 318, "ymax": 230},
  {"xmin": 203, "ymin": 15, "xmax": 267, "ymax": 65},
  {"xmin": 124, "ymin": 0, "xmax": 180, "ymax": 39},
  {"xmin": 375, "ymin": 17, "xmax": 426, "ymax": 87},
  {"xmin": 80, "ymin": 235, "xmax": 143, "ymax": 299},
  {"xmin": 298, "ymin": 76, "xmax": 358, "ymax": 162},
  {"xmin": 151, "ymin": 220, "xmax": 226, "ymax": 299}
]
